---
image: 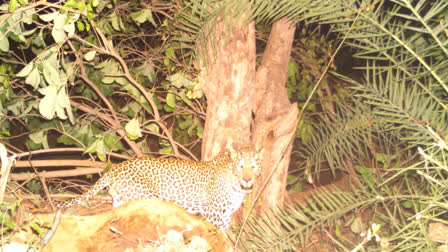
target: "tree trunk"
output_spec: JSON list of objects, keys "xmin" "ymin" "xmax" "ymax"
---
[
  {"xmin": 253, "ymin": 19, "xmax": 298, "ymax": 210},
  {"xmin": 199, "ymin": 17, "xmax": 256, "ymax": 160},
  {"xmin": 199, "ymin": 15, "xmax": 298, "ymax": 224}
]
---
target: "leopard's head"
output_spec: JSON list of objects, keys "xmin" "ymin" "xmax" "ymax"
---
[{"xmin": 228, "ymin": 147, "xmax": 263, "ymax": 193}]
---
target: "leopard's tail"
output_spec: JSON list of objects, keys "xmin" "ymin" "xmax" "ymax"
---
[{"xmin": 55, "ymin": 175, "xmax": 109, "ymax": 208}]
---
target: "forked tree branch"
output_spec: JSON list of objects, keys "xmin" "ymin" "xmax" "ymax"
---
[
  {"xmin": 86, "ymin": 25, "xmax": 180, "ymax": 156},
  {"xmin": 67, "ymin": 40, "xmax": 145, "ymax": 157}
]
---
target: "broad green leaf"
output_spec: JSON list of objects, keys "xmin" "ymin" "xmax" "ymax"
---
[
  {"xmin": 104, "ymin": 134, "xmax": 124, "ymax": 151},
  {"xmin": 401, "ymin": 200, "xmax": 413, "ymax": 209},
  {"xmin": 84, "ymin": 51, "xmax": 96, "ymax": 61},
  {"xmin": 165, "ymin": 48, "xmax": 176, "ymax": 59},
  {"xmin": 121, "ymin": 102, "xmax": 141, "ymax": 116},
  {"xmin": 166, "ymin": 93, "xmax": 176, "ymax": 108},
  {"xmin": 39, "ymin": 12, "xmax": 58, "ymax": 22},
  {"xmin": 134, "ymin": 62, "xmax": 155, "ymax": 83},
  {"xmin": 29, "ymin": 131, "xmax": 44, "ymax": 144},
  {"xmin": 3, "ymin": 219, "xmax": 15, "ymax": 230},
  {"xmin": 95, "ymin": 140, "xmax": 106, "ymax": 161},
  {"xmin": 0, "ymin": 131, "xmax": 11, "ymax": 137},
  {"xmin": 25, "ymin": 68, "xmax": 40, "ymax": 89},
  {"xmin": 92, "ymin": 0, "xmax": 99, "ymax": 7},
  {"xmin": 32, "ymin": 30, "xmax": 46, "ymax": 47},
  {"xmin": 167, "ymin": 72, "xmax": 189, "ymax": 88},
  {"xmin": 3, "ymin": 78, "xmax": 10, "ymax": 89},
  {"xmin": 163, "ymin": 58, "xmax": 170, "ymax": 67},
  {"xmin": 43, "ymin": 64, "xmax": 62, "ymax": 87},
  {"xmin": 75, "ymin": 1, "xmax": 85, "ymax": 10},
  {"xmin": 350, "ymin": 217, "xmax": 363, "ymax": 234},
  {"xmin": 0, "ymin": 34, "xmax": 9, "ymax": 52},
  {"xmin": 159, "ymin": 147, "xmax": 173, "ymax": 154},
  {"xmin": 0, "ymin": 64, "xmax": 7, "ymax": 74},
  {"xmin": 55, "ymin": 88, "xmax": 69, "ymax": 120},
  {"xmin": 6, "ymin": 101, "xmax": 21, "ymax": 115},
  {"xmin": 196, "ymin": 124, "xmax": 203, "ymax": 138},
  {"xmin": 85, "ymin": 139, "xmax": 100, "ymax": 154},
  {"xmin": 64, "ymin": 0, "xmax": 78, "ymax": 8},
  {"xmin": 101, "ymin": 76, "xmax": 115, "ymax": 84},
  {"xmin": 163, "ymin": 104, "xmax": 174, "ymax": 112},
  {"xmin": 125, "ymin": 118, "xmax": 142, "ymax": 140},
  {"xmin": 52, "ymin": 13, "xmax": 67, "ymax": 43},
  {"xmin": 22, "ymin": 27, "xmax": 37, "ymax": 36},
  {"xmin": 110, "ymin": 14, "xmax": 121, "ymax": 31},
  {"xmin": 16, "ymin": 61, "xmax": 34, "ymax": 77},
  {"xmin": 38, "ymin": 86, "xmax": 58, "ymax": 119},
  {"xmin": 44, "ymin": 48, "xmax": 59, "ymax": 68},
  {"xmin": 130, "ymin": 10, "xmax": 146, "ymax": 23},
  {"xmin": 29, "ymin": 131, "xmax": 46, "ymax": 148},
  {"xmin": 8, "ymin": 0, "xmax": 18, "ymax": 12},
  {"xmin": 187, "ymin": 123, "xmax": 195, "ymax": 137},
  {"xmin": 186, "ymin": 84, "xmax": 203, "ymax": 99},
  {"xmin": 76, "ymin": 21, "xmax": 85, "ymax": 31},
  {"xmin": 57, "ymin": 134, "xmax": 79, "ymax": 147},
  {"xmin": 178, "ymin": 119, "xmax": 191, "ymax": 130},
  {"xmin": 64, "ymin": 21, "xmax": 75, "ymax": 36},
  {"xmin": 103, "ymin": 134, "xmax": 115, "ymax": 149},
  {"xmin": 147, "ymin": 123, "xmax": 159, "ymax": 134},
  {"xmin": 85, "ymin": 22, "xmax": 91, "ymax": 32},
  {"xmin": 130, "ymin": 9, "xmax": 156, "ymax": 26}
]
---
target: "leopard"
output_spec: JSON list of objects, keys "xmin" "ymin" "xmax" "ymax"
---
[{"xmin": 56, "ymin": 147, "xmax": 263, "ymax": 230}]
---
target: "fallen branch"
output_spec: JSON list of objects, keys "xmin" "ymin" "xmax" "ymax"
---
[
  {"xmin": 13, "ymin": 160, "xmax": 109, "ymax": 168},
  {"xmin": 9, "ymin": 168, "xmax": 104, "ymax": 181},
  {"xmin": 11, "ymin": 160, "xmax": 112, "ymax": 181}
]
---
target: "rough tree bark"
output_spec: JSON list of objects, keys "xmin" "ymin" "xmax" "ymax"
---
[
  {"xmin": 199, "ymin": 14, "xmax": 298, "ymax": 223},
  {"xmin": 253, "ymin": 18, "xmax": 298, "ymax": 210},
  {"xmin": 199, "ymin": 17, "xmax": 256, "ymax": 159}
]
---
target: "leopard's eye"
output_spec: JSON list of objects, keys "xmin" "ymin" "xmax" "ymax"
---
[{"xmin": 237, "ymin": 160, "xmax": 244, "ymax": 169}]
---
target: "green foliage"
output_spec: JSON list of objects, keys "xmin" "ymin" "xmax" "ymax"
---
[
  {"xmin": 252, "ymin": 0, "xmax": 448, "ymax": 250},
  {"xmin": 299, "ymin": 100, "xmax": 401, "ymax": 179},
  {"xmin": 0, "ymin": 202, "xmax": 18, "ymax": 233},
  {"xmin": 238, "ymin": 186, "xmax": 376, "ymax": 250},
  {"xmin": 283, "ymin": 26, "xmax": 349, "ymax": 145},
  {"xmin": 25, "ymin": 179, "xmax": 41, "ymax": 194},
  {"xmin": 1, "ymin": 0, "xmax": 447, "ymax": 250},
  {"xmin": 0, "ymin": 0, "xmax": 205, "ymax": 159},
  {"xmin": 175, "ymin": 0, "xmax": 349, "ymax": 62},
  {"xmin": 286, "ymin": 28, "xmax": 337, "ymax": 106}
]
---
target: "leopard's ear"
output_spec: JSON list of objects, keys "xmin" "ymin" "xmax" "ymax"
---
[
  {"xmin": 226, "ymin": 142, "xmax": 237, "ymax": 159},
  {"xmin": 256, "ymin": 148, "xmax": 264, "ymax": 157}
]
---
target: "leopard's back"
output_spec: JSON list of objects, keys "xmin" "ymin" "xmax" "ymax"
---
[{"xmin": 107, "ymin": 157, "xmax": 212, "ymax": 213}]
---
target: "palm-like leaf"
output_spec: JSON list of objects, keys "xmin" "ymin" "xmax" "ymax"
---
[
  {"xmin": 242, "ymin": 0, "xmax": 447, "ymax": 250},
  {"xmin": 299, "ymin": 100, "xmax": 400, "ymax": 177},
  {"xmin": 237, "ymin": 186, "xmax": 377, "ymax": 251},
  {"xmin": 301, "ymin": 0, "xmax": 448, "ymax": 175},
  {"xmin": 174, "ymin": 0, "xmax": 353, "ymax": 59},
  {"xmin": 330, "ymin": 0, "xmax": 448, "ymax": 106},
  {"xmin": 353, "ymin": 63, "xmax": 448, "ymax": 147}
]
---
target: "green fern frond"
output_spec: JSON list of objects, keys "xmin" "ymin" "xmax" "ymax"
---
[
  {"xmin": 173, "ymin": 0, "xmax": 353, "ymax": 62},
  {"xmin": 330, "ymin": 0, "xmax": 448, "ymax": 109},
  {"xmin": 353, "ymin": 63, "xmax": 448, "ymax": 148},
  {"xmin": 237, "ymin": 186, "xmax": 376, "ymax": 251},
  {"xmin": 299, "ymin": 101, "xmax": 399, "ymax": 177}
]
